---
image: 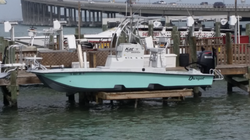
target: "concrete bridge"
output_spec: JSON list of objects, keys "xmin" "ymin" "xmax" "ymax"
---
[{"xmin": 21, "ymin": 0, "xmax": 250, "ymax": 27}]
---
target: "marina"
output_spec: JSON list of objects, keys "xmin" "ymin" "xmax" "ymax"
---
[
  {"xmin": 2, "ymin": 0, "xmax": 250, "ymax": 140},
  {"xmin": 0, "ymin": 14, "xmax": 250, "ymax": 108}
]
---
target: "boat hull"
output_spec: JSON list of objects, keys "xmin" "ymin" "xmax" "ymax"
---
[{"xmin": 35, "ymin": 71, "xmax": 214, "ymax": 93}]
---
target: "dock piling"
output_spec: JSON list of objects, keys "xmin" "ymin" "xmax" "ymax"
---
[
  {"xmin": 226, "ymin": 32, "xmax": 233, "ymax": 64},
  {"xmin": 248, "ymin": 66, "xmax": 250, "ymax": 93},
  {"xmin": 190, "ymin": 36, "xmax": 201, "ymax": 97},
  {"xmin": 66, "ymin": 92, "xmax": 75, "ymax": 103},
  {"xmin": 246, "ymin": 23, "xmax": 250, "ymax": 43},
  {"xmin": 172, "ymin": 26, "xmax": 180, "ymax": 67},
  {"xmin": 79, "ymin": 92, "xmax": 90, "ymax": 106}
]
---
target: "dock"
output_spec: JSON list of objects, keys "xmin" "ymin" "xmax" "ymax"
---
[{"xmin": 1, "ymin": 22, "xmax": 250, "ymax": 107}]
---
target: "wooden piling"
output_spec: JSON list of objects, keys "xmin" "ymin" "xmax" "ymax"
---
[
  {"xmin": 190, "ymin": 36, "xmax": 201, "ymax": 97},
  {"xmin": 190, "ymin": 36, "xmax": 197, "ymax": 63},
  {"xmin": 215, "ymin": 22, "xmax": 221, "ymax": 37},
  {"xmin": 0, "ymin": 37, "xmax": 9, "ymax": 106},
  {"xmin": 248, "ymin": 66, "xmax": 250, "ymax": 94},
  {"xmin": 66, "ymin": 93, "xmax": 75, "ymax": 103},
  {"xmin": 148, "ymin": 21, "xmax": 153, "ymax": 37},
  {"xmin": 172, "ymin": 26, "xmax": 180, "ymax": 67},
  {"xmin": 226, "ymin": 76, "xmax": 233, "ymax": 93},
  {"xmin": 0, "ymin": 40, "xmax": 19, "ymax": 107},
  {"xmin": 246, "ymin": 23, "xmax": 250, "ymax": 43},
  {"xmin": 0, "ymin": 37, "xmax": 5, "ymax": 54},
  {"xmin": 79, "ymin": 92, "xmax": 89, "ymax": 106},
  {"xmin": 89, "ymin": 52, "xmax": 97, "ymax": 68},
  {"xmin": 7, "ymin": 41, "xmax": 19, "ymax": 107},
  {"xmin": 225, "ymin": 33, "xmax": 233, "ymax": 64}
]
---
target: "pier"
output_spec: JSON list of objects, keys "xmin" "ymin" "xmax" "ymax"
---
[{"xmin": 1, "ymin": 26, "xmax": 250, "ymax": 107}]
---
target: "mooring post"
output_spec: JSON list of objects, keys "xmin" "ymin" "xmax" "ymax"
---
[
  {"xmin": 148, "ymin": 20, "xmax": 153, "ymax": 37},
  {"xmin": 1, "ymin": 40, "xmax": 19, "ymax": 107},
  {"xmin": 215, "ymin": 22, "xmax": 221, "ymax": 37},
  {"xmin": 226, "ymin": 32, "xmax": 233, "ymax": 64},
  {"xmin": 248, "ymin": 66, "xmax": 250, "ymax": 94},
  {"xmin": 226, "ymin": 76, "xmax": 233, "ymax": 93},
  {"xmin": 8, "ymin": 41, "xmax": 19, "ymax": 107},
  {"xmin": 172, "ymin": 26, "xmax": 180, "ymax": 67},
  {"xmin": 89, "ymin": 52, "xmax": 97, "ymax": 68},
  {"xmin": 190, "ymin": 36, "xmax": 201, "ymax": 97},
  {"xmin": 190, "ymin": 36, "xmax": 197, "ymax": 63},
  {"xmin": 215, "ymin": 22, "xmax": 221, "ymax": 44},
  {"xmin": 56, "ymin": 35, "xmax": 60, "ymax": 50},
  {"xmin": 79, "ymin": 92, "xmax": 89, "ymax": 106},
  {"xmin": 0, "ymin": 37, "xmax": 5, "ymax": 53},
  {"xmin": 75, "ymin": 27, "xmax": 79, "ymax": 39},
  {"xmin": 245, "ymin": 23, "xmax": 250, "ymax": 43},
  {"xmin": 0, "ymin": 38, "xmax": 10, "ymax": 106},
  {"xmin": 225, "ymin": 32, "xmax": 233, "ymax": 93},
  {"xmin": 66, "ymin": 93, "xmax": 75, "ymax": 103}
]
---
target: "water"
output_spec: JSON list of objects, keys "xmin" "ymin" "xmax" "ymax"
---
[{"xmin": 0, "ymin": 80, "xmax": 250, "ymax": 139}]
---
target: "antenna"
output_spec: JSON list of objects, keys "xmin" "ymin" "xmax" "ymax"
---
[{"xmin": 4, "ymin": 21, "xmax": 18, "ymax": 41}]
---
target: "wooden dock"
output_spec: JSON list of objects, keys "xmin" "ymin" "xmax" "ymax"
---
[
  {"xmin": 0, "ymin": 71, "xmax": 40, "ymax": 86},
  {"xmin": 1, "ymin": 26, "xmax": 250, "ymax": 107}
]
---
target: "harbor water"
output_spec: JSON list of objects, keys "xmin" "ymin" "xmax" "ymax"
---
[
  {"xmin": 0, "ymin": 24, "xmax": 250, "ymax": 139},
  {"xmin": 0, "ymin": 81, "xmax": 250, "ymax": 139},
  {"xmin": 0, "ymin": 24, "xmax": 102, "ymax": 38}
]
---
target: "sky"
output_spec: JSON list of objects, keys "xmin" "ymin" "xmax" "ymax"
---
[{"xmin": 0, "ymin": 0, "xmax": 249, "ymax": 21}]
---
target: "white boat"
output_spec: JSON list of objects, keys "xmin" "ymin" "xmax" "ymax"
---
[{"xmin": 25, "ymin": 17, "xmax": 223, "ymax": 93}]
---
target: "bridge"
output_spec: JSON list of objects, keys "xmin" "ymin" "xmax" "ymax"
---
[{"xmin": 21, "ymin": 0, "xmax": 250, "ymax": 27}]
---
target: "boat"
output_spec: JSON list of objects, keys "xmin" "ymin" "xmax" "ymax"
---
[{"xmin": 26, "ymin": 16, "xmax": 223, "ymax": 93}]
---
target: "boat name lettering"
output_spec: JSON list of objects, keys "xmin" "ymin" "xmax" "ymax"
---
[
  {"xmin": 125, "ymin": 48, "xmax": 134, "ymax": 52},
  {"xmin": 189, "ymin": 76, "xmax": 205, "ymax": 81},
  {"xmin": 125, "ymin": 48, "xmax": 140, "ymax": 53}
]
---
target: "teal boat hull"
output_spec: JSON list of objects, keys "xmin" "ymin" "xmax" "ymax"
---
[{"xmin": 35, "ymin": 71, "xmax": 214, "ymax": 92}]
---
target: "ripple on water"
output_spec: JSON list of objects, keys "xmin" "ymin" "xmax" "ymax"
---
[{"xmin": 0, "ymin": 82, "xmax": 250, "ymax": 139}]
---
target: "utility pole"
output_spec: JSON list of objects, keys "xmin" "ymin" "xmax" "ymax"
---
[
  {"xmin": 234, "ymin": 0, "xmax": 238, "ymax": 43},
  {"xmin": 130, "ymin": 0, "xmax": 132, "ymax": 16}
]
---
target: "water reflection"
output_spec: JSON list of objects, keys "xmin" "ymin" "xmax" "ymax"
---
[{"xmin": 0, "ymin": 81, "xmax": 250, "ymax": 139}]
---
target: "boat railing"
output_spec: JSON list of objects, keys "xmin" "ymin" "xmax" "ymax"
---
[{"xmin": 210, "ymin": 69, "xmax": 224, "ymax": 80}]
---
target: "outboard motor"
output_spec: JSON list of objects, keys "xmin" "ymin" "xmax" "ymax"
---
[
  {"xmin": 185, "ymin": 48, "xmax": 216, "ymax": 74},
  {"xmin": 196, "ymin": 49, "xmax": 216, "ymax": 74}
]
